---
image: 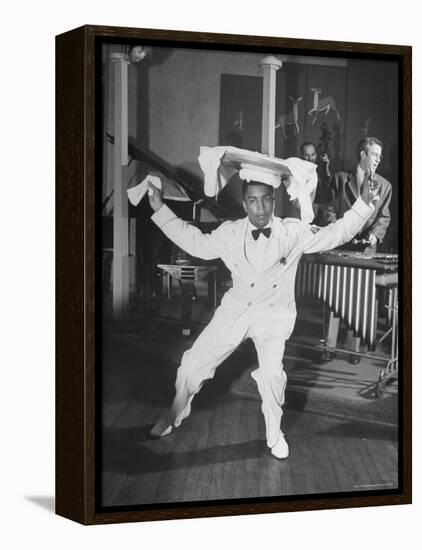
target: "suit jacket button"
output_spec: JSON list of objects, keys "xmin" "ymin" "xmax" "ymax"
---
[
  {"xmin": 251, "ymin": 282, "xmax": 255, "ymax": 287},
  {"xmin": 248, "ymin": 302, "xmax": 252, "ymax": 306},
  {"xmin": 280, "ymin": 257, "xmax": 286, "ymax": 265},
  {"xmin": 273, "ymin": 284, "xmax": 277, "ymax": 288}
]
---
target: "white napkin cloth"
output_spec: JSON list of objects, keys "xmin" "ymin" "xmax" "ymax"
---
[
  {"xmin": 282, "ymin": 157, "xmax": 318, "ymax": 223},
  {"xmin": 127, "ymin": 175, "xmax": 162, "ymax": 206},
  {"xmin": 198, "ymin": 146, "xmax": 238, "ymax": 198}
]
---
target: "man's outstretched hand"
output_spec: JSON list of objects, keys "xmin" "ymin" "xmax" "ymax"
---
[{"xmin": 148, "ymin": 179, "xmax": 164, "ymax": 212}]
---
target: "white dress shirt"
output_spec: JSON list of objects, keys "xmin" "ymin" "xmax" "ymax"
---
[{"xmin": 356, "ymin": 165, "xmax": 365, "ymax": 189}]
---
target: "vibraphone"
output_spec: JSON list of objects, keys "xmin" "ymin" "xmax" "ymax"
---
[{"xmin": 295, "ymin": 251, "xmax": 399, "ymax": 397}]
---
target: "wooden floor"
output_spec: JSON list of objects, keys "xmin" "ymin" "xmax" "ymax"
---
[{"xmin": 100, "ymin": 308, "xmax": 399, "ymax": 507}]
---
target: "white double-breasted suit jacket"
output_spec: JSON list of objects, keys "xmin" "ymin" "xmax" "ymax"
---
[{"xmin": 152, "ymin": 197, "xmax": 374, "ymax": 345}]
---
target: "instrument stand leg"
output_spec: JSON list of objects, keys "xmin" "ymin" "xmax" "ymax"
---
[
  {"xmin": 375, "ymin": 293, "xmax": 399, "ymax": 398},
  {"xmin": 322, "ymin": 311, "xmax": 339, "ymax": 361},
  {"xmin": 346, "ymin": 329, "xmax": 361, "ymax": 365},
  {"xmin": 165, "ymin": 272, "xmax": 173, "ymax": 301},
  {"xmin": 326, "ymin": 312, "xmax": 340, "ymax": 347}
]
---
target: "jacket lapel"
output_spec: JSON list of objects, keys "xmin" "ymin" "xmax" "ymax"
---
[
  {"xmin": 346, "ymin": 171, "xmax": 360, "ymax": 202},
  {"xmin": 232, "ymin": 217, "xmax": 257, "ymax": 277},
  {"xmin": 272, "ymin": 218, "xmax": 286, "ymax": 258}
]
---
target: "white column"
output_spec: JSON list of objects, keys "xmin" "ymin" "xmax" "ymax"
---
[
  {"xmin": 259, "ymin": 56, "xmax": 282, "ymax": 156},
  {"xmin": 110, "ymin": 53, "xmax": 130, "ymax": 319}
]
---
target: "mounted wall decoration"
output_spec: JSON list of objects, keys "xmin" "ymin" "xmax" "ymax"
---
[
  {"xmin": 275, "ymin": 96, "xmax": 302, "ymax": 139},
  {"xmin": 308, "ymin": 87, "xmax": 341, "ymax": 125},
  {"xmin": 233, "ymin": 108, "xmax": 246, "ymax": 131}
]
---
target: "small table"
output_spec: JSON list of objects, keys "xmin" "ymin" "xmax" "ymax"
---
[{"xmin": 157, "ymin": 264, "xmax": 218, "ymax": 336}]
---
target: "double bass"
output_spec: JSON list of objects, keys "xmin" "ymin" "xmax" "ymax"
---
[{"xmin": 315, "ymin": 122, "xmax": 333, "ymax": 204}]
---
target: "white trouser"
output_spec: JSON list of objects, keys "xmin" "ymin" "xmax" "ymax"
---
[{"xmin": 169, "ymin": 315, "xmax": 288, "ymax": 448}]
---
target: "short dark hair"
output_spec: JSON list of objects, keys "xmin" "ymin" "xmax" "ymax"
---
[
  {"xmin": 241, "ymin": 180, "xmax": 274, "ymax": 199},
  {"xmin": 300, "ymin": 142, "xmax": 317, "ymax": 155},
  {"xmin": 356, "ymin": 136, "xmax": 383, "ymax": 159}
]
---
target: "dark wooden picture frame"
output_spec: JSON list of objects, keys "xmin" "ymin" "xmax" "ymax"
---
[{"xmin": 56, "ymin": 24, "xmax": 412, "ymax": 525}]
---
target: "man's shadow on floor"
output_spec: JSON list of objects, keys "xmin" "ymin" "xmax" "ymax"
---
[{"xmin": 102, "ymin": 424, "xmax": 267, "ymax": 476}]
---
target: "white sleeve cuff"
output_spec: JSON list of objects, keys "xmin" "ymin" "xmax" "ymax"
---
[
  {"xmin": 151, "ymin": 204, "xmax": 177, "ymax": 227},
  {"xmin": 351, "ymin": 196, "xmax": 375, "ymax": 219}
]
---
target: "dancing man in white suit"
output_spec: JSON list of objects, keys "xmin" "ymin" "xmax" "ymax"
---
[{"xmin": 148, "ymin": 167, "xmax": 379, "ymax": 459}]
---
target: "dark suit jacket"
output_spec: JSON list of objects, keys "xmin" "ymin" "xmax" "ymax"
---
[{"xmin": 331, "ymin": 170, "xmax": 392, "ymax": 242}]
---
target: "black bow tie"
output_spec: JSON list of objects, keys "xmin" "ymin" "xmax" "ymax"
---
[{"xmin": 251, "ymin": 227, "xmax": 271, "ymax": 241}]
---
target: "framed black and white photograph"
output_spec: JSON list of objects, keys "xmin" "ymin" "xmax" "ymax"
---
[{"xmin": 56, "ymin": 24, "xmax": 411, "ymax": 525}]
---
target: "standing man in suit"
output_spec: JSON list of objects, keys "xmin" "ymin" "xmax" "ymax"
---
[
  {"xmin": 148, "ymin": 169, "xmax": 378, "ymax": 459},
  {"xmin": 331, "ymin": 137, "xmax": 392, "ymax": 252}
]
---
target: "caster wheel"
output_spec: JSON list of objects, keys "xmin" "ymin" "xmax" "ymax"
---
[
  {"xmin": 348, "ymin": 354, "xmax": 361, "ymax": 365},
  {"xmin": 375, "ymin": 379, "xmax": 386, "ymax": 398}
]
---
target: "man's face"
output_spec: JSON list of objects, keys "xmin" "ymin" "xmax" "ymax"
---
[
  {"xmin": 359, "ymin": 143, "xmax": 382, "ymax": 174},
  {"xmin": 242, "ymin": 183, "xmax": 274, "ymax": 228},
  {"xmin": 301, "ymin": 144, "xmax": 317, "ymax": 163}
]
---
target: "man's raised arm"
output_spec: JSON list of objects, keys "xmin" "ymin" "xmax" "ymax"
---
[
  {"xmin": 148, "ymin": 180, "xmax": 223, "ymax": 261},
  {"xmin": 301, "ymin": 173, "xmax": 379, "ymax": 254}
]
